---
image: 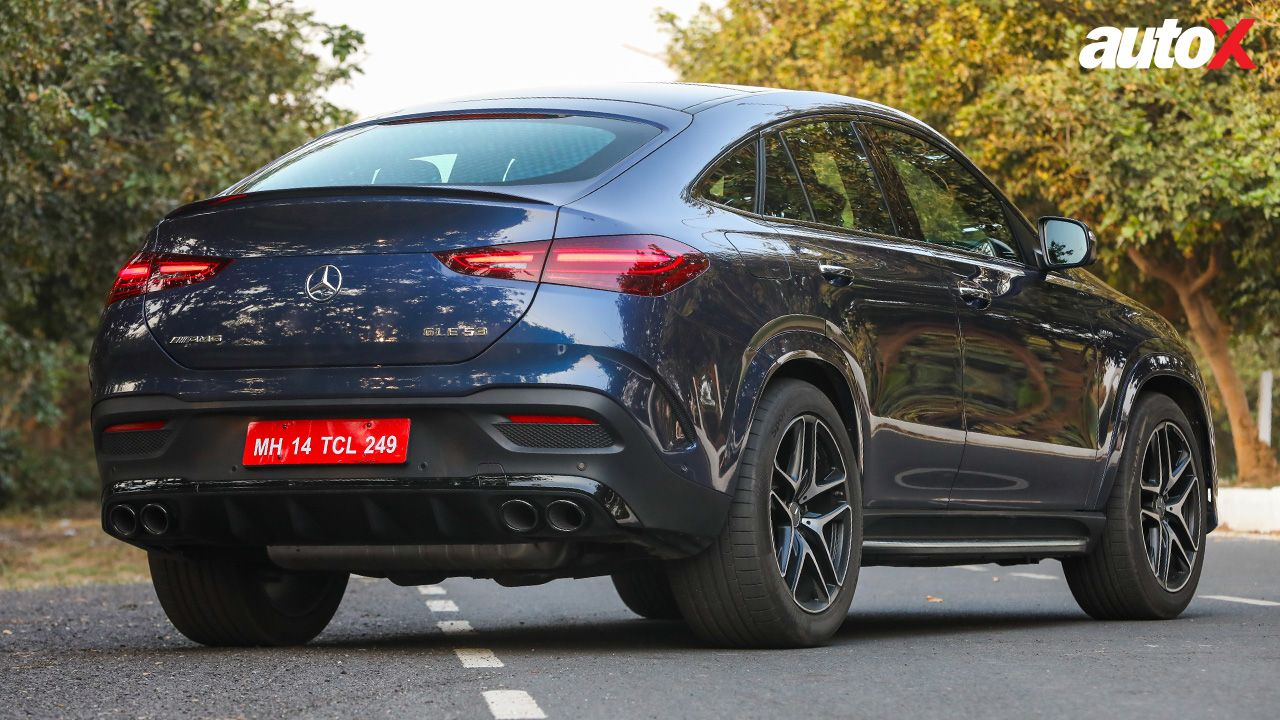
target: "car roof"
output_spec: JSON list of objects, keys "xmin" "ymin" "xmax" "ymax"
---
[
  {"xmin": 386, "ymin": 82, "xmax": 770, "ymax": 115},
  {"xmin": 370, "ymin": 82, "xmax": 923, "ymax": 126},
  {"xmin": 342, "ymin": 83, "xmax": 935, "ymax": 155}
]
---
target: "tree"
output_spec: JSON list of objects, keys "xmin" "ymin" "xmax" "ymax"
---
[
  {"xmin": 662, "ymin": 0, "xmax": 1280, "ymax": 483},
  {"xmin": 0, "ymin": 0, "xmax": 363, "ymax": 505}
]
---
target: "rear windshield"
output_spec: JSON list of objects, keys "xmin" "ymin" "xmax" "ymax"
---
[{"xmin": 236, "ymin": 114, "xmax": 660, "ymax": 192}]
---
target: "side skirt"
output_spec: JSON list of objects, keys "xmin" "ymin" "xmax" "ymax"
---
[{"xmin": 860, "ymin": 510, "xmax": 1105, "ymax": 567}]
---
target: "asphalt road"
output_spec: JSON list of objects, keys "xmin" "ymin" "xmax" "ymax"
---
[{"xmin": 3, "ymin": 534, "xmax": 1278, "ymax": 720}]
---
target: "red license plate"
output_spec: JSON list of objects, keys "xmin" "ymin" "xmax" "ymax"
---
[{"xmin": 242, "ymin": 418, "xmax": 410, "ymax": 466}]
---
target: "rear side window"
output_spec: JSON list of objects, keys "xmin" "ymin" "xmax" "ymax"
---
[
  {"xmin": 696, "ymin": 141, "xmax": 757, "ymax": 212},
  {"xmin": 868, "ymin": 126, "xmax": 1019, "ymax": 261},
  {"xmin": 781, "ymin": 121, "xmax": 894, "ymax": 235},
  {"xmin": 762, "ymin": 133, "xmax": 812, "ymax": 221},
  {"xmin": 236, "ymin": 115, "xmax": 661, "ymax": 191}
]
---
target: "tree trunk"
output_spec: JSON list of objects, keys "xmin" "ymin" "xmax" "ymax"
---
[{"xmin": 1127, "ymin": 249, "xmax": 1279, "ymax": 485}]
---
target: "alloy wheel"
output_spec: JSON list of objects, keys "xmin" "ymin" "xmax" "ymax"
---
[
  {"xmin": 1138, "ymin": 421, "xmax": 1201, "ymax": 592},
  {"xmin": 769, "ymin": 415, "xmax": 854, "ymax": 613}
]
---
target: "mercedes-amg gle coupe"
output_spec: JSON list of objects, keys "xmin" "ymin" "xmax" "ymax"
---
[{"xmin": 92, "ymin": 83, "xmax": 1216, "ymax": 647}]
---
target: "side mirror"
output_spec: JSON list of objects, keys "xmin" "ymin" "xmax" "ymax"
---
[{"xmin": 1038, "ymin": 216, "xmax": 1096, "ymax": 270}]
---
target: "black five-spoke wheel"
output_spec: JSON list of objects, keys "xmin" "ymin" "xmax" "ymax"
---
[
  {"xmin": 770, "ymin": 415, "xmax": 854, "ymax": 613},
  {"xmin": 668, "ymin": 378, "xmax": 861, "ymax": 646},
  {"xmin": 1138, "ymin": 421, "xmax": 1201, "ymax": 593},
  {"xmin": 1063, "ymin": 393, "xmax": 1206, "ymax": 620}
]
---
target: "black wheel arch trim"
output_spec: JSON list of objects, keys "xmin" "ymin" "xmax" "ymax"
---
[
  {"xmin": 1091, "ymin": 346, "xmax": 1218, "ymax": 530},
  {"xmin": 729, "ymin": 319, "xmax": 869, "ymax": 498}
]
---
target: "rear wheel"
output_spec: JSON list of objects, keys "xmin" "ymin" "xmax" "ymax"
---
[
  {"xmin": 611, "ymin": 564, "xmax": 682, "ymax": 620},
  {"xmin": 669, "ymin": 379, "xmax": 861, "ymax": 647},
  {"xmin": 149, "ymin": 552, "xmax": 348, "ymax": 646},
  {"xmin": 1064, "ymin": 394, "xmax": 1207, "ymax": 619}
]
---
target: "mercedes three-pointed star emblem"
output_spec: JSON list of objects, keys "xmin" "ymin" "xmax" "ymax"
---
[{"xmin": 305, "ymin": 265, "xmax": 343, "ymax": 302}]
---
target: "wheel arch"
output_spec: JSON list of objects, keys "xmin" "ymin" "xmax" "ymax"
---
[
  {"xmin": 1094, "ymin": 349, "xmax": 1218, "ymax": 530},
  {"xmin": 1140, "ymin": 375, "xmax": 1215, "ymax": 476},
  {"xmin": 768, "ymin": 357, "xmax": 861, "ymax": 456},
  {"xmin": 727, "ymin": 326, "xmax": 869, "ymax": 497}
]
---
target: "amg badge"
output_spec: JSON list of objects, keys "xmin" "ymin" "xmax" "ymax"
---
[{"xmin": 168, "ymin": 335, "xmax": 223, "ymax": 344}]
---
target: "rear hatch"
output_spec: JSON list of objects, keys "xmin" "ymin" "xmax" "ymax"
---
[
  {"xmin": 140, "ymin": 111, "xmax": 668, "ymax": 369},
  {"xmin": 145, "ymin": 190, "xmax": 555, "ymax": 369}
]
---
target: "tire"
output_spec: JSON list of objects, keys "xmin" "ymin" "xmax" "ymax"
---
[
  {"xmin": 1064, "ymin": 393, "xmax": 1208, "ymax": 620},
  {"xmin": 611, "ymin": 564, "xmax": 682, "ymax": 620},
  {"xmin": 668, "ymin": 378, "xmax": 862, "ymax": 647},
  {"xmin": 149, "ymin": 552, "xmax": 348, "ymax": 646}
]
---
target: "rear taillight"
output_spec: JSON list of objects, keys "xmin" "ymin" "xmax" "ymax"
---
[
  {"xmin": 107, "ymin": 252, "xmax": 229, "ymax": 305},
  {"xmin": 544, "ymin": 235, "xmax": 709, "ymax": 296},
  {"xmin": 435, "ymin": 235, "xmax": 708, "ymax": 296},
  {"xmin": 435, "ymin": 241, "xmax": 549, "ymax": 281}
]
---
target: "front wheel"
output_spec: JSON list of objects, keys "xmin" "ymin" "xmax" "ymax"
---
[
  {"xmin": 1063, "ymin": 393, "xmax": 1208, "ymax": 619},
  {"xmin": 149, "ymin": 552, "xmax": 348, "ymax": 646},
  {"xmin": 669, "ymin": 379, "xmax": 861, "ymax": 647}
]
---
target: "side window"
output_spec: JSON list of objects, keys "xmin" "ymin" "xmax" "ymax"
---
[
  {"xmin": 869, "ymin": 126, "xmax": 1020, "ymax": 261},
  {"xmin": 780, "ymin": 121, "xmax": 894, "ymax": 235},
  {"xmin": 762, "ymin": 133, "xmax": 812, "ymax": 221},
  {"xmin": 696, "ymin": 140, "xmax": 757, "ymax": 212}
]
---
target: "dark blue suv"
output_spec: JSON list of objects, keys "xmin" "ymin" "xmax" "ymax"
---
[{"xmin": 92, "ymin": 83, "xmax": 1216, "ymax": 647}]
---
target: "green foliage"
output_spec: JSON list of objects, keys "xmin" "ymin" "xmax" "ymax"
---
[
  {"xmin": 0, "ymin": 334, "xmax": 93, "ymax": 508},
  {"xmin": 0, "ymin": 0, "xmax": 363, "ymax": 507},
  {"xmin": 662, "ymin": 0, "xmax": 1280, "ymax": 331},
  {"xmin": 1198, "ymin": 334, "xmax": 1280, "ymax": 479}
]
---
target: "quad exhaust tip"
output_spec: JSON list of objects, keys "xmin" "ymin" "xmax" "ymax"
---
[
  {"xmin": 108, "ymin": 505, "xmax": 138, "ymax": 538},
  {"xmin": 499, "ymin": 499, "xmax": 539, "ymax": 533},
  {"xmin": 546, "ymin": 499, "xmax": 587, "ymax": 533}
]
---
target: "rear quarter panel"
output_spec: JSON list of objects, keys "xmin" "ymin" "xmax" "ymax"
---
[{"xmin": 554, "ymin": 102, "xmax": 870, "ymax": 493}]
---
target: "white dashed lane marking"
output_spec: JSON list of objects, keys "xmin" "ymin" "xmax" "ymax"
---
[
  {"xmin": 438, "ymin": 619, "xmax": 476, "ymax": 635},
  {"xmin": 1201, "ymin": 594, "xmax": 1280, "ymax": 607},
  {"xmin": 415, "ymin": 586, "xmax": 549, "ymax": 717},
  {"xmin": 954, "ymin": 565, "xmax": 990, "ymax": 572},
  {"xmin": 483, "ymin": 690, "xmax": 547, "ymax": 720},
  {"xmin": 1009, "ymin": 572, "xmax": 1058, "ymax": 581},
  {"xmin": 455, "ymin": 648, "xmax": 505, "ymax": 668}
]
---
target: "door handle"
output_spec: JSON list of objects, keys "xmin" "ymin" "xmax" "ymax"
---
[
  {"xmin": 819, "ymin": 264, "xmax": 855, "ymax": 286},
  {"xmin": 957, "ymin": 284, "xmax": 993, "ymax": 310}
]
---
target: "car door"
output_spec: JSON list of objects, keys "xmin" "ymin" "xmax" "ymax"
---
[
  {"xmin": 864, "ymin": 122, "xmax": 1108, "ymax": 510},
  {"xmin": 754, "ymin": 119, "xmax": 966, "ymax": 509}
]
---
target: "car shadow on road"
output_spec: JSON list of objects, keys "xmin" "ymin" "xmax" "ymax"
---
[
  {"xmin": 312, "ymin": 618, "xmax": 704, "ymax": 653},
  {"xmin": 123, "ymin": 606, "xmax": 1216, "ymax": 657},
  {"xmin": 305, "ymin": 608, "xmax": 1099, "ymax": 654},
  {"xmin": 835, "ymin": 609, "xmax": 1089, "ymax": 643}
]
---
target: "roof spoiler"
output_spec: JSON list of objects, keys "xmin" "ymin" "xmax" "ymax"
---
[{"xmin": 165, "ymin": 185, "xmax": 553, "ymax": 220}]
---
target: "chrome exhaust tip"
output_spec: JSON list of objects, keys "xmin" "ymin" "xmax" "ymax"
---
[
  {"xmin": 499, "ymin": 499, "xmax": 539, "ymax": 533},
  {"xmin": 139, "ymin": 503, "xmax": 171, "ymax": 536},
  {"xmin": 546, "ymin": 499, "xmax": 587, "ymax": 533},
  {"xmin": 108, "ymin": 505, "xmax": 138, "ymax": 538}
]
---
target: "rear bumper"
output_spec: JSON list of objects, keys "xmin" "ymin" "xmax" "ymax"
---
[{"xmin": 94, "ymin": 388, "xmax": 728, "ymax": 559}]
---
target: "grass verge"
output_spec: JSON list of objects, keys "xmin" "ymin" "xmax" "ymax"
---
[{"xmin": 0, "ymin": 501, "xmax": 148, "ymax": 590}]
